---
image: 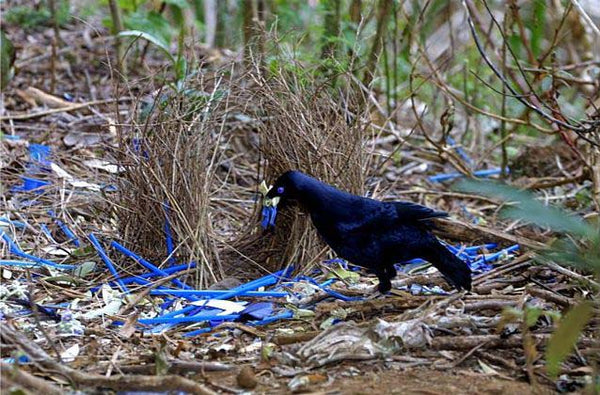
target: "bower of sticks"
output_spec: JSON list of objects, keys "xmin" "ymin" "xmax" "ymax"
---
[{"xmin": 1, "ymin": 7, "xmax": 599, "ymax": 395}]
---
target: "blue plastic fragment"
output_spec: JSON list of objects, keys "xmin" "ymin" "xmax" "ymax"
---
[
  {"xmin": 28, "ymin": 144, "xmax": 52, "ymax": 167},
  {"xmin": 239, "ymin": 302, "xmax": 274, "ymax": 321},
  {"xmin": 261, "ymin": 206, "xmax": 278, "ymax": 229},
  {"xmin": 11, "ymin": 176, "xmax": 51, "ymax": 192},
  {"xmin": 249, "ymin": 310, "xmax": 294, "ymax": 326},
  {"xmin": 2, "ymin": 355, "xmax": 31, "ymax": 364},
  {"xmin": 88, "ymin": 233, "xmax": 129, "ymax": 294},
  {"xmin": 428, "ymin": 167, "xmax": 509, "ymax": 183}
]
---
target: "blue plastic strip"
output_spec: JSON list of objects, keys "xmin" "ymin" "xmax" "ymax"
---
[
  {"xmin": 182, "ymin": 327, "xmax": 213, "ymax": 337},
  {"xmin": 137, "ymin": 313, "xmax": 240, "ymax": 325},
  {"xmin": 88, "ymin": 233, "xmax": 129, "ymax": 294},
  {"xmin": 111, "ymin": 241, "xmax": 191, "ymax": 290},
  {"xmin": 0, "ymin": 218, "xmax": 27, "ymax": 229},
  {"xmin": 1, "ymin": 230, "xmax": 76, "ymax": 270},
  {"xmin": 149, "ymin": 289, "xmax": 288, "ymax": 298},
  {"xmin": 48, "ymin": 210, "xmax": 80, "ymax": 247},
  {"xmin": 446, "ymin": 136, "xmax": 473, "ymax": 166},
  {"xmin": 119, "ymin": 262, "xmax": 197, "ymax": 284},
  {"xmin": 182, "ymin": 310, "xmax": 295, "ymax": 337},
  {"xmin": 0, "ymin": 260, "xmax": 44, "ymax": 267},
  {"xmin": 39, "ymin": 224, "xmax": 58, "ymax": 243},
  {"xmin": 162, "ymin": 202, "xmax": 176, "ymax": 266},
  {"xmin": 428, "ymin": 168, "xmax": 509, "ymax": 183},
  {"xmin": 56, "ymin": 220, "xmax": 80, "ymax": 247},
  {"xmin": 296, "ymin": 275, "xmax": 363, "ymax": 302}
]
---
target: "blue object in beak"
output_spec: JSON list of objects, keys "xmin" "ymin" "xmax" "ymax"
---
[{"xmin": 261, "ymin": 205, "xmax": 278, "ymax": 229}]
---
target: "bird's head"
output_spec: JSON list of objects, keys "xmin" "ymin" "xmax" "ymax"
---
[{"xmin": 259, "ymin": 171, "xmax": 302, "ymax": 229}]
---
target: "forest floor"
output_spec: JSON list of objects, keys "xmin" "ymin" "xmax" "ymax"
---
[{"xmin": 1, "ymin": 16, "xmax": 598, "ymax": 395}]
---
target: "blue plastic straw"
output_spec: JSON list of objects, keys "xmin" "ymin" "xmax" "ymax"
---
[
  {"xmin": 182, "ymin": 310, "xmax": 296, "ymax": 337},
  {"xmin": 56, "ymin": 220, "xmax": 80, "ymax": 247},
  {"xmin": 296, "ymin": 275, "xmax": 363, "ymax": 302},
  {"xmin": 212, "ymin": 274, "xmax": 279, "ymax": 300},
  {"xmin": 40, "ymin": 224, "xmax": 58, "ymax": 243},
  {"xmin": 0, "ymin": 218, "xmax": 27, "ymax": 229},
  {"xmin": 463, "ymin": 243, "xmax": 498, "ymax": 253},
  {"xmin": 149, "ymin": 289, "xmax": 288, "ymax": 298},
  {"xmin": 250, "ymin": 310, "xmax": 294, "ymax": 325},
  {"xmin": 48, "ymin": 211, "xmax": 80, "ymax": 247},
  {"xmin": 119, "ymin": 262, "xmax": 197, "ymax": 284},
  {"xmin": 1, "ymin": 230, "xmax": 76, "ymax": 270},
  {"xmin": 0, "ymin": 260, "xmax": 44, "ymax": 267},
  {"xmin": 137, "ymin": 313, "xmax": 240, "ymax": 325},
  {"xmin": 446, "ymin": 136, "xmax": 473, "ymax": 166},
  {"xmin": 481, "ymin": 244, "xmax": 520, "ymax": 263},
  {"xmin": 157, "ymin": 305, "xmax": 199, "ymax": 319},
  {"xmin": 88, "ymin": 233, "xmax": 129, "ymax": 293},
  {"xmin": 182, "ymin": 327, "xmax": 213, "ymax": 337},
  {"xmin": 162, "ymin": 202, "xmax": 176, "ymax": 266},
  {"xmin": 428, "ymin": 168, "xmax": 509, "ymax": 183},
  {"xmin": 111, "ymin": 241, "xmax": 191, "ymax": 290}
]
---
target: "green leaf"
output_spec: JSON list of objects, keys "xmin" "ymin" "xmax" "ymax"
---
[
  {"xmin": 118, "ymin": 30, "xmax": 174, "ymax": 62},
  {"xmin": 525, "ymin": 307, "xmax": 543, "ymax": 328},
  {"xmin": 124, "ymin": 10, "xmax": 172, "ymax": 45},
  {"xmin": 1, "ymin": 30, "xmax": 15, "ymax": 91},
  {"xmin": 162, "ymin": 0, "xmax": 189, "ymax": 9},
  {"xmin": 546, "ymin": 301, "xmax": 593, "ymax": 377},
  {"xmin": 73, "ymin": 261, "xmax": 96, "ymax": 278},
  {"xmin": 456, "ymin": 180, "xmax": 595, "ymax": 237}
]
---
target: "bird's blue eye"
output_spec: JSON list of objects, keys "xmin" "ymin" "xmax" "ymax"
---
[{"xmin": 277, "ymin": 187, "xmax": 284, "ymax": 194}]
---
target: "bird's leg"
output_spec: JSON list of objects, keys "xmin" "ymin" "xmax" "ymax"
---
[
  {"xmin": 385, "ymin": 265, "xmax": 397, "ymax": 280},
  {"xmin": 374, "ymin": 268, "xmax": 392, "ymax": 294}
]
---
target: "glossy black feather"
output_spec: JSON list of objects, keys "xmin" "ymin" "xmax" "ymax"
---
[{"xmin": 266, "ymin": 171, "xmax": 472, "ymax": 293}]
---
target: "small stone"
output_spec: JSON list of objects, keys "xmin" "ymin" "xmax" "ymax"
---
[{"xmin": 237, "ymin": 365, "xmax": 258, "ymax": 389}]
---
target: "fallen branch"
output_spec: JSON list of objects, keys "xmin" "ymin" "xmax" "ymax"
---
[
  {"xmin": 0, "ymin": 99, "xmax": 125, "ymax": 121},
  {"xmin": 525, "ymin": 284, "xmax": 574, "ymax": 307},
  {"xmin": 0, "ymin": 362, "xmax": 63, "ymax": 395},
  {"xmin": 118, "ymin": 360, "xmax": 234, "ymax": 375},
  {"xmin": 434, "ymin": 219, "xmax": 546, "ymax": 250},
  {"xmin": 431, "ymin": 334, "xmax": 596, "ymax": 351}
]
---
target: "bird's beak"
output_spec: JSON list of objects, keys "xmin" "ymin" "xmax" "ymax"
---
[{"xmin": 259, "ymin": 181, "xmax": 279, "ymax": 229}]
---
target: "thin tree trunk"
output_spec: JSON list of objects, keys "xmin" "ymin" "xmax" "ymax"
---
[
  {"xmin": 321, "ymin": 0, "xmax": 341, "ymax": 60},
  {"xmin": 363, "ymin": 0, "xmax": 392, "ymax": 87},
  {"xmin": 108, "ymin": 0, "xmax": 126, "ymax": 75}
]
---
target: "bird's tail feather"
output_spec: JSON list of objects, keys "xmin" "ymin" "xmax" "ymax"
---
[{"xmin": 425, "ymin": 243, "xmax": 472, "ymax": 291}]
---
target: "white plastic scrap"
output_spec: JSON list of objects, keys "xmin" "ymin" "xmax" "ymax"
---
[
  {"xmin": 60, "ymin": 344, "xmax": 80, "ymax": 362},
  {"xmin": 296, "ymin": 318, "xmax": 432, "ymax": 367},
  {"xmin": 51, "ymin": 163, "xmax": 102, "ymax": 191},
  {"xmin": 190, "ymin": 299, "xmax": 246, "ymax": 315},
  {"xmin": 81, "ymin": 284, "xmax": 122, "ymax": 320}
]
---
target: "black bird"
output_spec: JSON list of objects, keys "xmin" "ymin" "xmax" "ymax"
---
[{"xmin": 263, "ymin": 170, "xmax": 471, "ymax": 293}]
